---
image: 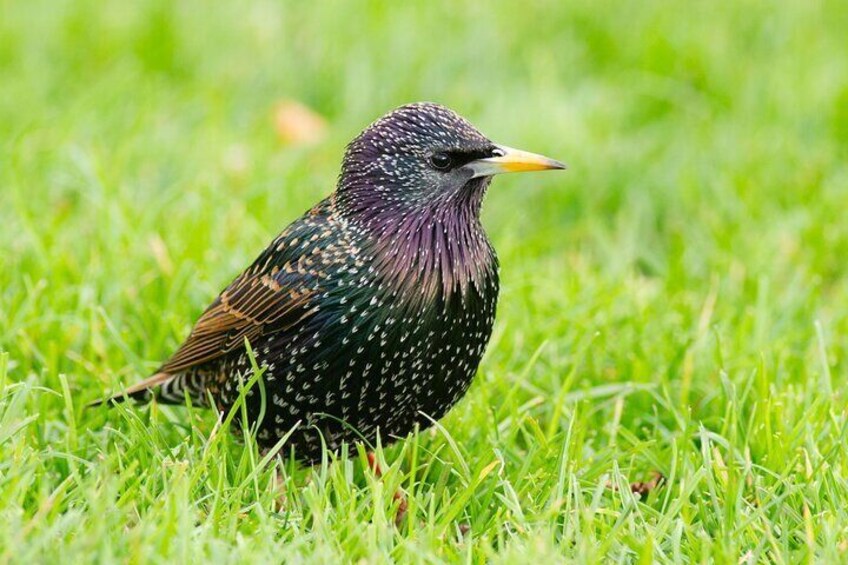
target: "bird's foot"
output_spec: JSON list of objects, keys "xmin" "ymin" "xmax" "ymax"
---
[{"xmin": 366, "ymin": 451, "xmax": 408, "ymax": 526}]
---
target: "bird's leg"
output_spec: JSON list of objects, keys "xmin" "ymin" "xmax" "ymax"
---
[
  {"xmin": 366, "ymin": 451, "xmax": 408, "ymax": 526},
  {"xmin": 366, "ymin": 451, "xmax": 383, "ymax": 477}
]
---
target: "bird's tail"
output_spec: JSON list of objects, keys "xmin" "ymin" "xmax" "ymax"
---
[{"xmin": 87, "ymin": 372, "xmax": 176, "ymax": 408}]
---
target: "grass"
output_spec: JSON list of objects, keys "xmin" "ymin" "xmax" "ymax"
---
[{"xmin": 2, "ymin": 0, "xmax": 848, "ymax": 561}]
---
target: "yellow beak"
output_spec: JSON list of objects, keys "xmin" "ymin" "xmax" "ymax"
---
[{"xmin": 467, "ymin": 145, "xmax": 566, "ymax": 178}]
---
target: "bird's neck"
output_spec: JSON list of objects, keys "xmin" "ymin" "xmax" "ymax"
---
[{"xmin": 334, "ymin": 187, "xmax": 497, "ymax": 306}]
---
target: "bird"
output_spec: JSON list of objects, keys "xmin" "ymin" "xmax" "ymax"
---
[{"xmin": 93, "ymin": 102, "xmax": 565, "ymax": 463}]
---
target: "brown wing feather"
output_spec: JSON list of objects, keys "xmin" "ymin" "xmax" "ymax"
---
[{"xmin": 158, "ymin": 271, "xmax": 313, "ymax": 373}]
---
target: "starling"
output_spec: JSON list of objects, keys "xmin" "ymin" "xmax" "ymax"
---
[{"xmin": 96, "ymin": 102, "xmax": 565, "ymax": 462}]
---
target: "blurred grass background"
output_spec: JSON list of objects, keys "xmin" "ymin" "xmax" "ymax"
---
[{"xmin": 2, "ymin": 0, "xmax": 848, "ymax": 561}]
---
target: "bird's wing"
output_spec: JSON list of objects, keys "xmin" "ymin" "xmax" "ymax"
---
[
  {"xmin": 89, "ymin": 268, "xmax": 314, "ymax": 407},
  {"xmin": 157, "ymin": 198, "xmax": 345, "ymax": 375},
  {"xmin": 158, "ymin": 264, "xmax": 315, "ymax": 374}
]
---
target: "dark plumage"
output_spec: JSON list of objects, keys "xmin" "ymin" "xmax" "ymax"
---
[{"xmin": 96, "ymin": 102, "xmax": 565, "ymax": 462}]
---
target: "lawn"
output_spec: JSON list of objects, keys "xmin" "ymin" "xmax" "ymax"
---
[{"xmin": 2, "ymin": 0, "xmax": 848, "ymax": 562}]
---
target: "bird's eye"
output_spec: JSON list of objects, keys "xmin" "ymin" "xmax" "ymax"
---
[{"xmin": 429, "ymin": 152, "xmax": 453, "ymax": 171}]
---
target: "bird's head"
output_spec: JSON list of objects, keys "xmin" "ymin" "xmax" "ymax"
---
[{"xmin": 336, "ymin": 102, "xmax": 564, "ymax": 227}]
